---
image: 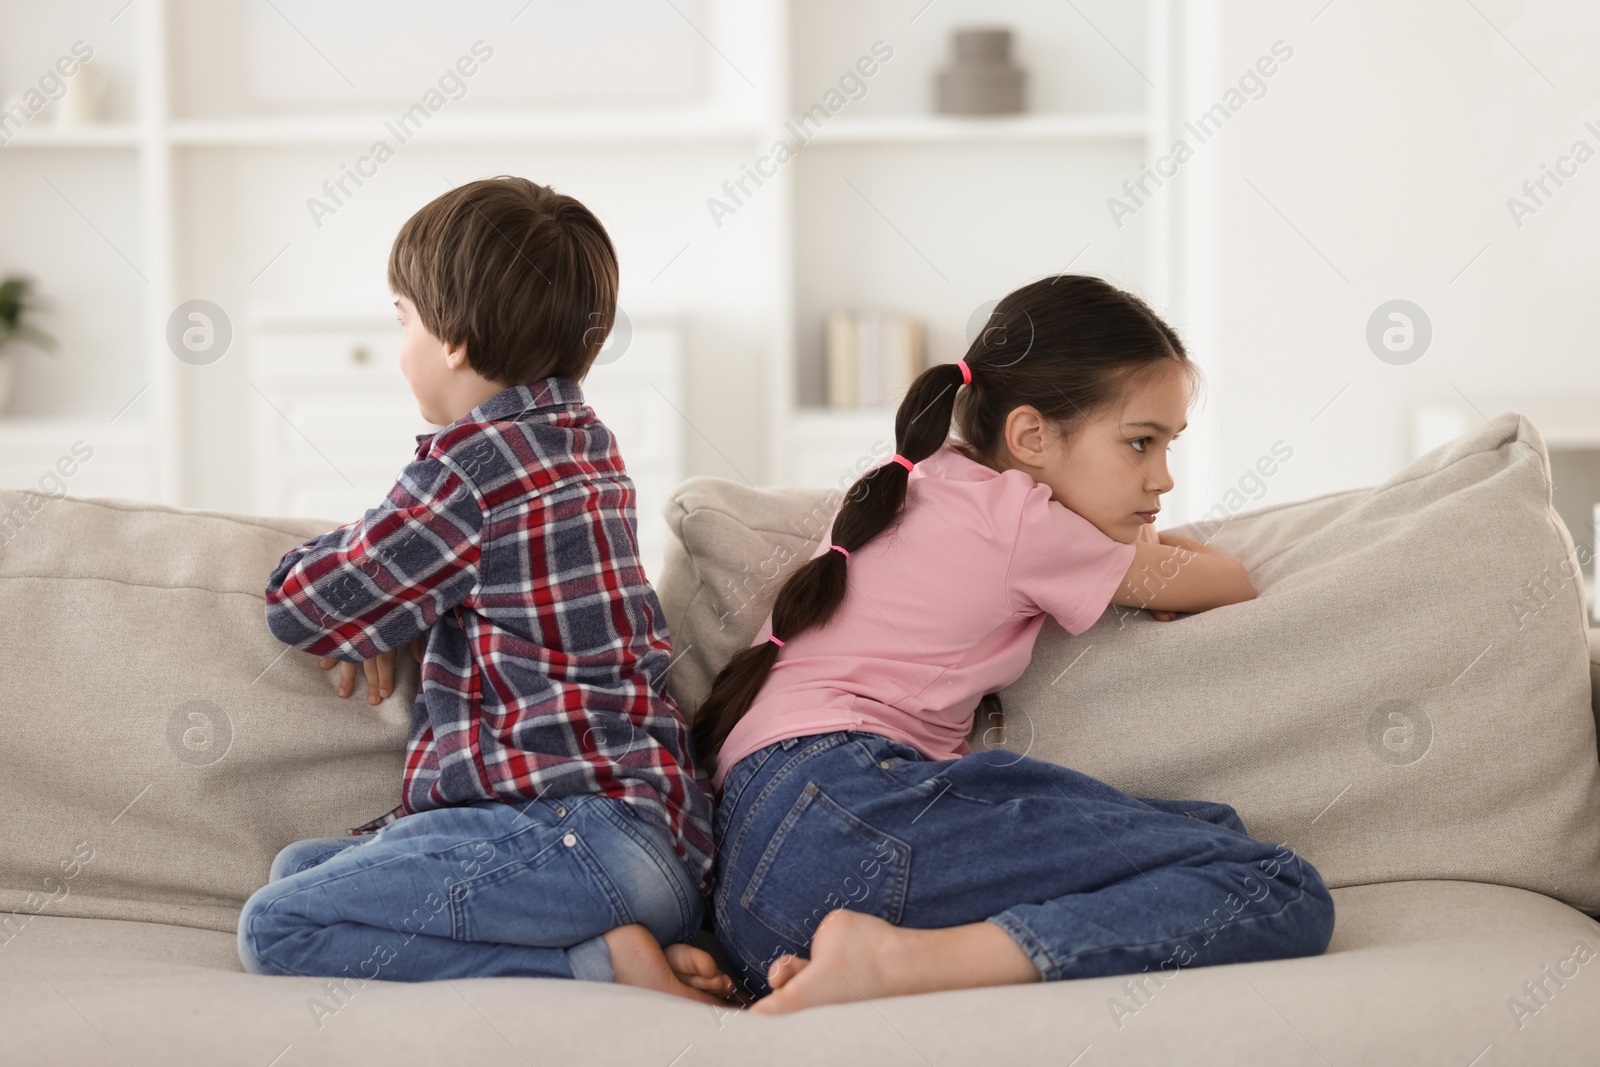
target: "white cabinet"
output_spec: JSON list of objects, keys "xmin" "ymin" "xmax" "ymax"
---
[
  {"xmin": 248, "ymin": 316, "xmax": 682, "ymax": 583},
  {"xmin": 0, "ymin": 419, "xmax": 154, "ymax": 502},
  {"xmin": 248, "ymin": 318, "xmax": 427, "ymax": 521}
]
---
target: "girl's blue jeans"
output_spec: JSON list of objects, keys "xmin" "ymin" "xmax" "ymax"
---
[
  {"xmin": 237, "ymin": 792, "xmax": 703, "ymax": 983},
  {"xmin": 713, "ymin": 731, "xmax": 1336, "ymax": 1000}
]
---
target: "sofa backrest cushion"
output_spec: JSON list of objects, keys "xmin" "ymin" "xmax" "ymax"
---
[
  {"xmin": 0, "ymin": 494, "xmax": 413, "ymax": 937},
  {"xmin": 658, "ymin": 412, "xmax": 1600, "ymax": 914}
]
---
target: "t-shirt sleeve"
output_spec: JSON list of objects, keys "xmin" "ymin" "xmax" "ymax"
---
[{"xmin": 1005, "ymin": 484, "xmax": 1139, "ymax": 635}]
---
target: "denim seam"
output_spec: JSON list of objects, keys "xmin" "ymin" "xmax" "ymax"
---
[
  {"xmin": 252, "ymin": 806, "xmax": 585, "ymax": 940},
  {"xmin": 851, "ymin": 739, "xmax": 926, "ymax": 792},
  {"xmin": 721, "ymin": 733, "xmax": 855, "ymax": 893},
  {"xmin": 739, "ymin": 781, "xmax": 914, "ymax": 949},
  {"xmin": 739, "ymin": 785, "xmax": 830, "ymax": 950},
  {"xmin": 590, "ymin": 797, "xmax": 697, "ymax": 939},
  {"xmin": 717, "ymin": 741, "xmax": 790, "ymax": 825},
  {"xmin": 986, "ymin": 912, "xmax": 1059, "ymax": 981},
  {"xmin": 564, "ymin": 833, "xmax": 633, "ymax": 931},
  {"xmin": 255, "ymin": 826, "xmax": 564, "ymax": 912},
  {"xmin": 446, "ymin": 833, "xmax": 592, "ymax": 939},
  {"xmin": 738, "ymin": 783, "xmax": 814, "ymax": 918},
  {"xmin": 852, "ymin": 738, "xmax": 1002, "ymax": 807},
  {"xmin": 566, "ymin": 932, "xmax": 617, "ymax": 983},
  {"xmin": 241, "ymin": 907, "xmax": 319, "ymax": 978},
  {"xmin": 993, "ymin": 873, "xmax": 1323, "ymax": 981},
  {"xmin": 936, "ymin": 778, "xmax": 1004, "ymax": 807}
]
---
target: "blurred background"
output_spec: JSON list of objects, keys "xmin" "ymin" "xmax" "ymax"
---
[{"xmin": 1, "ymin": 0, "xmax": 1597, "ymax": 588}]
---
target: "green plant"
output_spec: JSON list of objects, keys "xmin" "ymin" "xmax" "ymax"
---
[{"xmin": 0, "ymin": 275, "xmax": 58, "ymax": 355}]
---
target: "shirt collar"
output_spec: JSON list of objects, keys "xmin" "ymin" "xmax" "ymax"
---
[{"xmin": 413, "ymin": 376, "xmax": 586, "ymax": 447}]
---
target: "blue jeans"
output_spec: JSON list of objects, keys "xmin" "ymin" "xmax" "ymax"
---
[
  {"xmin": 713, "ymin": 731, "xmax": 1335, "ymax": 999},
  {"xmin": 238, "ymin": 792, "xmax": 703, "ymax": 983}
]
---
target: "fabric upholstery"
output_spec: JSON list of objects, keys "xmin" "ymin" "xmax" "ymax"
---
[{"xmin": 657, "ymin": 412, "xmax": 1600, "ymax": 915}]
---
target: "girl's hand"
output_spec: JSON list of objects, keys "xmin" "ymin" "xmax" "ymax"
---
[
  {"xmin": 319, "ymin": 635, "xmax": 425, "ymax": 704},
  {"xmin": 1136, "ymin": 522, "xmax": 1179, "ymax": 622}
]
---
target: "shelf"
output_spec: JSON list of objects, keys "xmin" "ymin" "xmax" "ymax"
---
[
  {"xmin": 0, "ymin": 413, "xmax": 158, "ymax": 501},
  {"xmin": 161, "ymin": 112, "xmax": 1144, "ymax": 149},
  {"xmin": 770, "ymin": 1, "xmax": 1174, "ymax": 487},
  {"xmin": 0, "ymin": 414, "xmax": 152, "ymax": 439},
  {"xmin": 792, "ymin": 406, "xmax": 899, "ymax": 428},
  {"xmin": 0, "ymin": 0, "xmax": 1178, "ymax": 505},
  {"xmin": 168, "ymin": 109, "xmax": 762, "ymax": 147},
  {"xmin": 0, "ymin": 123, "xmax": 143, "ymax": 148},
  {"xmin": 799, "ymin": 113, "xmax": 1151, "ymax": 145}
]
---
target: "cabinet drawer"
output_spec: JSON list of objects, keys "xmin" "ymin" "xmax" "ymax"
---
[{"xmin": 254, "ymin": 329, "xmax": 402, "ymax": 378}]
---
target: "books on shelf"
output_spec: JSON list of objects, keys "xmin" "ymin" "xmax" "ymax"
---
[{"xmin": 824, "ymin": 309, "xmax": 927, "ymax": 409}]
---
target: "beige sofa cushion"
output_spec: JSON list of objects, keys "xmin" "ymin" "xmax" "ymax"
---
[
  {"xmin": 4, "ymin": 881, "xmax": 1598, "ymax": 1063},
  {"xmin": 0, "ymin": 493, "xmax": 413, "ymax": 935},
  {"xmin": 658, "ymin": 412, "xmax": 1600, "ymax": 915}
]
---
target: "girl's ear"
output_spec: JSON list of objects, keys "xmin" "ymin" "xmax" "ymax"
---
[{"xmin": 1002, "ymin": 405, "xmax": 1051, "ymax": 468}]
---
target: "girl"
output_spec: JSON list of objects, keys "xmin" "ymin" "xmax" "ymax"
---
[{"xmin": 694, "ymin": 274, "xmax": 1336, "ymax": 1015}]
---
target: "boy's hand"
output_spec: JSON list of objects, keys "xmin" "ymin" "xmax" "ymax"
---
[
  {"xmin": 1136, "ymin": 522, "xmax": 1179, "ymax": 622},
  {"xmin": 318, "ymin": 635, "xmax": 425, "ymax": 704}
]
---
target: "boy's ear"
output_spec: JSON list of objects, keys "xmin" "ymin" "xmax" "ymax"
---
[
  {"xmin": 443, "ymin": 338, "xmax": 470, "ymax": 371},
  {"xmin": 1003, "ymin": 405, "xmax": 1050, "ymax": 467}
]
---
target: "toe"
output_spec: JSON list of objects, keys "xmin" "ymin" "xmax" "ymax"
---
[{"xmin": 766, "ymin": 953, "xmax": 807, "ymax": 991}]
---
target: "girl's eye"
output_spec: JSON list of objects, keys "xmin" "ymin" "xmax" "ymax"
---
[{"xmin": 1130, "ymin": 436, "xmax": 1180, "ymax": 454}]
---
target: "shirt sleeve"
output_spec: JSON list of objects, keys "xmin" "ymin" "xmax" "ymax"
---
[
  {"xmin": 1005, "ymin": 484, "xmax": 1138, "ymax": 635},
  {"xmin": 264, "ymin": 450, "xmax": 485, "ymax": 661}
]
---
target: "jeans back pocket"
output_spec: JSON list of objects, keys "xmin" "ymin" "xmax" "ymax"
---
[{"xmin": 739, "ymin": 781, "xmax": 911, "ymax": 951}]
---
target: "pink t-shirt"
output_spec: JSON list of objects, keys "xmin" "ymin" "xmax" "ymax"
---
[{"xmin": 710, "ymin": 441, "xmax": 1139, "ymax": 793}]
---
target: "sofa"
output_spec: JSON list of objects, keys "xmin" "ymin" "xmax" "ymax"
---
[{"xmin": 1, "ymin": 410, "xmax": 1597, "ymax": 1065}]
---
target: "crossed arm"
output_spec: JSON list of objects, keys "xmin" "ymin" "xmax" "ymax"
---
[
  {"xmin": 1110, "ymin": 522, "xmax": 1258, "ymax": 618},
  {"xmin": 264, "ymin": 451, "xmax": 484, "ymax": 702}
]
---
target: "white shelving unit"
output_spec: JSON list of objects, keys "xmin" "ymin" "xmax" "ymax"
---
[
  {"xmin": 0, "ymin": 0, "xmax": 763, "ymax": 549},
  {"xmin": 1, "ymin": 1, "xmax": 177, "ymax": 503},
  {"xmin": 1, "ymin": 0, "xmax": 1193, "ymax": 526},
  {"xmin": 761, "ymin": 0, "xmax": 1183, "ymax": 491}
]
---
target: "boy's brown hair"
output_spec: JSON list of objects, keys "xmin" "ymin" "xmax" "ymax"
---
[{"xmin": 388, "ymin": 175, "xmax": 619, "ymax": 386}]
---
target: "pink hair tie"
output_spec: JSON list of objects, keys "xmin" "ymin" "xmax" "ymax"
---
[
  {"xmin": 955, "ymin": 358, "xmax": 972, "ymax": 385},
  {"xmin": 828, "ymin": 544, "xmax": 850, "ymax": 559},
  {"xmin": 889, "ymin": 454, "xmax": 914, "ymax": 472},
  {"xmin": 768, "ymin": 635, "xmax": 785, "ymax": 647}
]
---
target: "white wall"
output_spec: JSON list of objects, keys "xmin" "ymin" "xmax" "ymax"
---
[
  {"xmin": 9, "ymin": 0, "xmax": 1596, "ymax": 533},
  {"xmin": 1193, "ymin": 0, "xmax": 1600, "ymax": 523}
]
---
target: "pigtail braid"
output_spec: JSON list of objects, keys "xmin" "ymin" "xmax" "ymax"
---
[{"xmin": 689, "ymin": 361, "xmax": 972, "ymax": 773}]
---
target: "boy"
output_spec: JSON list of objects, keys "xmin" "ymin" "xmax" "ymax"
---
[{"xmin": 237, "ymin": 176, "xmax": 736, "ymax": 1005}]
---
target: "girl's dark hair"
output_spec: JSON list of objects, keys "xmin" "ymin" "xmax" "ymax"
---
[{"xmin": 689, "ymin": 274, "xmax": 1203, "ymax": 775}]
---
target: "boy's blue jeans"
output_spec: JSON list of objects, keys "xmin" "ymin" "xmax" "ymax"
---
[
  {"xmin": 713, "ymin": 731, "xmax": 1336, "ymax": 1000},
  {"xmin": 238, "ymin": 792, "xmax": 703, "ymax": 983}
]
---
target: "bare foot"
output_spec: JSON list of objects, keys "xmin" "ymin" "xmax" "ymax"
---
[
  {"xmin": 603, "ymin": 924, "xmax": 742, "ymax": 1005},
  {"xmin": 663, "ymin": 941, "xmax": 745, "ymax": 1002},
  {"xmin": 748, "ymin": 909, "xmax": 1039, "ymax": 1016}
]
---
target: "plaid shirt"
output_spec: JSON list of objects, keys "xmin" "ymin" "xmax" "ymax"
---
[{"xmin": 263, "ymin": 377, "xmax": 715, "ymax": 898}]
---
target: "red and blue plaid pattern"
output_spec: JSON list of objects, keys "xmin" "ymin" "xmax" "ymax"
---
[{"xmin": 264, "ymin": 377, "xmax": 715, "ymax": 897}]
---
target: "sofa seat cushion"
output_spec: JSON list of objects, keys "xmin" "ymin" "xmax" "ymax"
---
[
  {"xmin": 657, "ymin": 413, "xmax": 1600, "ymax": 916},
  {"xmin": 3, "ymin": 882, "xmax": 1596, "ymax": 1064}
]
